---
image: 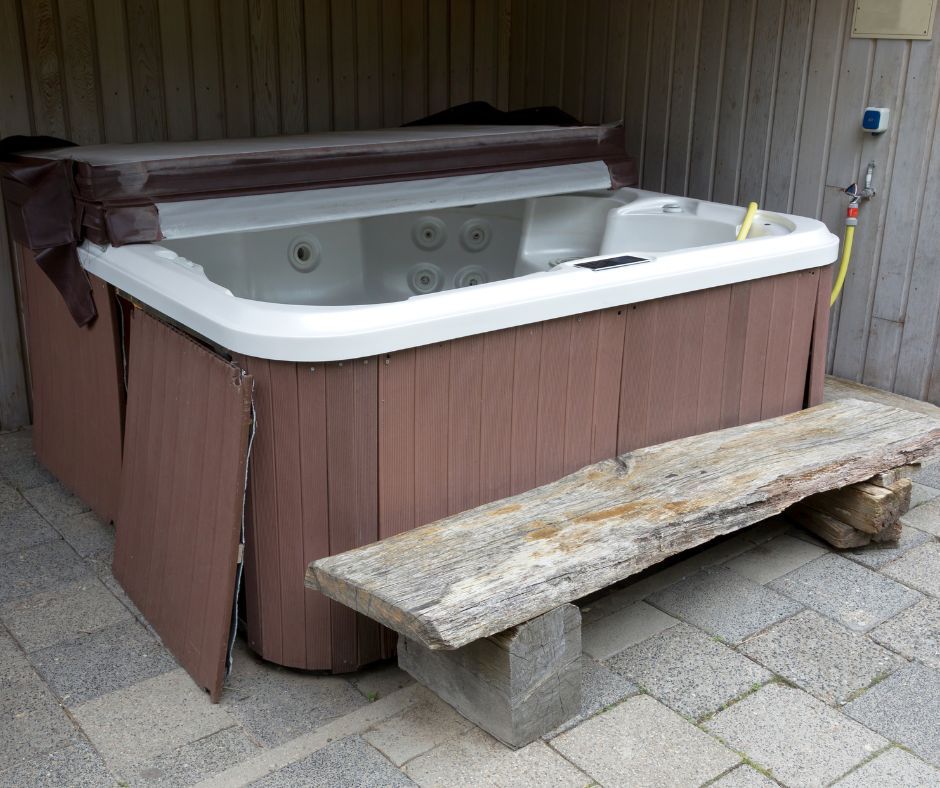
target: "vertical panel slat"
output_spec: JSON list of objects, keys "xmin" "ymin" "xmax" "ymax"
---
[
  {"xmin": 673, "ymin": 290, "xmax": 708, "ymax": 438},
  {"xmin": 535, "ymin": 317, "xmax": 572, "ymax": 486},
  {"xmin": 663, "ymin": 0, "xmax": 701, "ymax": 195},
  {"xmin": 189, "ymin": 0, "xmax": 226, "ymax": 139},
  {"xmin": 783, "ymin": 268, "xmax": 823, "ymax": 412},
  {"xmin": 448, "ymin": 336, "xmax": 484, "ymax": 513},
  {"xmin": 401, "ymin": 0, "xmax": 428, "ymax": 121},
  {"xmin": 297, "ymin": 363, "xmax": 331, "ymax": 668},
  {"xmin": 330, "ymin": 0, "xmax": 356, "ymax": 128},
  {"xmin": 480, "ymin": 329, "xmax": 516, "ymax": 504},
  {"xmin": 427, "ymin": 0, "xmax": 449, "ymax": 112},
  {"xmin": 158, "ymin": 0, "xmax": 196, "ymax": 140},
  {"xmin": 624, "ymin": 0, "xmax": 653, "ymax": 167},
  {"xmin": 126, "ymin": 0, "xmax": 167, "ymax": 140},
  {"xmin": 414, "ymin": 343, "xmax": 450, "ymax": 524},
  {"xmin": 563, "ymin": 312, "xmax": 599, "ymax": 473},
  {"xmin": 560, "ymin": 0, "xmax": 587, "ymax": 118},
  {"xmin": 645, "ymin": 295, "xmax": 684, "ymax": 444},
  {"xmin": 510, "ymin": 324, "xmax": 541, "ymax": 494},
  {"xmin": 277, "ymin": 0, "xmax": 307, "ymax": 134},
  {"xmin": 618, "ymin": 300, "xmax": 656, "ymax": 452},
  {"xmin": 711, "ymin": 0, "xmax": 756, "ymax": 204},
  {"xmin": 591, "ymin": 307, "xmax": 626, "ymax": 462},
  {"xmin": 601, "ymin": 0, "xmax": 628, "ymax": 123},
  {"xmin": 20, "ymin": 0, "xmax": 68, "ymax": 137},
  {"xmin": 719, "ymin": 282, "xmax": 751, "ymax": 428},
  {"xmin": 58, "ymin": 0, "xmax": 102, "ymax": 144},
  {"xmin": 760, "ymin": 273, "xmax": 799, "ymax": 418},
  {"xmin": 379, "ymin": 350, "xmax": 416, "ymax": 538},
  {"xmin": 304, "ymin": 0, "xmax": 333, "ymax": 130},
  {"xmin": 697, "ymin": 285, "xmax": 732, "ymax": 432},
  {"xmin": 355, "ymin": 0, "xmax": 382, "ymax": 128},
  {"xmin": 738, "ymin": 277, "xmax": 776, "ymax": 424},
  {"xmin": 248, "ymin": 0, "xmax": 280, "ymax": 135},
  {"xmin": 219, "ymin": 0, "xmax": 254, "ymax": 136},
  {"xmin": 269, "ymin": 361, "xmax": 307, "ymax": 668},
  {"xmin": 449, "ymin": 0, "xmax": 473, "ymax": 106},
  {"xmin": 381, "ymin": 0, "xmax": 403, "ymax": 125}
]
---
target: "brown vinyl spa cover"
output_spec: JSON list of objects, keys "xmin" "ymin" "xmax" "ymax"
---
[{"xmin": 1, "ymin": 122, "xmax": 635, "ymax": 324}]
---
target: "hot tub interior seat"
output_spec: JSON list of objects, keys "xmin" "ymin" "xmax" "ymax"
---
[{"xmin": 160, "ymin": 190, "xmax": 792, "ymax": 307}]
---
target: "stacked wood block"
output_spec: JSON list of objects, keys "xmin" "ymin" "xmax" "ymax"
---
[{"xmin": 787, "ymin": 466, "xmax": 917, "ymax": 548}]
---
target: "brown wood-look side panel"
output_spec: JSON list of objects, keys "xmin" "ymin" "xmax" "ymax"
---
[
  {"xmin": 244, "ymin": 268, "xmax": 827, "ymax": 673},
  {"xmin": 114, "ymin": 309, "xmax": 252, "ymax": 702},
  {"xmin": 17, "ymin": 251, "xmax": 124, "ymax": 523}
]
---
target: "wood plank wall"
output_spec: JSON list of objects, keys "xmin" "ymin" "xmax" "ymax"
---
[
  {"xmin": 505, "ymin": 0, "xmax": 940, "ymax": 405},
  {"xmin": 3, "ymin": 0, "xmax": 940, "ymax": 430},
  {"xmin": 0, "ymin": 0, "xmax": 511, "ymax": 429}
]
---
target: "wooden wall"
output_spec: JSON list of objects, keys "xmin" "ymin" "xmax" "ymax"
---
[
  {"xmin": 505, "ymin": 0, "xmax": 940, "ymax": 405},
  {"xmin": 3, "ymin": 0, "xmax": 940, "ymax": 430}
]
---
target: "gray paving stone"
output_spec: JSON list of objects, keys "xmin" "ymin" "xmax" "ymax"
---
[
  {"xmin": 582, "ymin": 600, "xmax": 678, "ymax": 659},
  {"xmin": 882, "ymin": 541, "xmax": 940, "ymax": 597},
  {"xmin": 404, "ymin": 726, "xmax": 588, "ymax": 787},
  {"xmin": 0, "ymin": 632, "xmax": 81, "ymax": 771},
  {"xmin": 0, "ymin": 480, "xmax": 28, "ymax": 516},
  {"xmin": 911, "ymin": 481, "xmax": 940, "ymax": 509},
  {"xmin": 647, "ymin": 566, "xmax": 802, "ymax": 643},
  {"xmin": 739, "ymin": 609, "xmax": 903, "ymax": 704},
  {"xmin": 900, "ymin": 495, "xmax": 940, "ymax": 537},
  {"xmin": 553, "ymin": 693, "xmax": 739, "ymax": 787},
  {"xmin": 71, "ymin": 669, "xmax": 237, "ymax": 772},
  {"xmin": 22, "ymin": 481, "xmax": 90, "ymax": 524},
  {"xmin": 0, "ymin": 506, "xmax": 60, "ymax": 555},
  {"xmin": 0, "ymin": 539, "xmax": 92, "ymax": 603},
  {"xmin": 129, "ymin": 726, "xmax": 261, "ymax": 786},
  {"xmin": 724, "ymin": 534, "xmax": 828, "ymax": 583},
  {"xmin": 912, "ymin": 461, "xmax": 940, "ymax": 490},
  {"xmin": 0, "ymin": 429, "xmax": 33, "ymax": 459},
  {"xmin": 363, "ymin": 688, "xmax": 471, "ymax": 766},
  {"xmin": 30, "ymin": 618, "xmax": 178, "ymax": 706},
  {"xmin": 710, "ymin": 764, "xmax": 777, "ymax": 787},
  {"xmin": 0, "ymin": 577, "xmax": 133, "ymax": 652},
  {"xmin": 844, "ymin": 662, "xmax": 940, "ymax": 768},
  {"xmin": 769, "ymin": 554, "xmax": 920, "ymax": 632},
  {"xmin": 54, "ymin": 511, "xmax": 114, "ymax": 559},
  {"xmin": 870, "ymin": 596, "xmax": 940, "ymax": 668},
  {"xmin": 844, "ymin": 526, "xmax": 932, "ymax": 570},
  {"xmin": 705, "ymin": 683, "xmax": 887, "ymax": 786},
  {"xmin": 0, "ymin": 454, "xmax": 56, "ymax": 492},
  {"xmin": 221, "ymin": 638, "xmax": 369, "ymax": 747},
  {"xmin": 0, "ymin": 741, "xmax": 114, "ymax": 788},
  {"xmin": 834, "ymin": 747, "xmax": 940, "ymax": 786},
  {"xmin": 606, "ymin": 622, "xmax": 771, "ymax": 720},
  {"xmin": 348, "ymin": 660, "xmax": 414, "ymax": 702},
  {"xmin": 253, "ymin": 736, "xmax": 415, "ymax": 787},
  {"xmin": 544, "ymin": 655, "xmax": 638, "ymax": 737},
  {"xmin": 738, "ymin": 516, "xmax": 792, "ymax": 545}
]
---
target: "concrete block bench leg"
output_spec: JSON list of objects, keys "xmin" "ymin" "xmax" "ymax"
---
[{"xmin": 397, "ymin": 604, "xmax": 582, "ymax": 748}]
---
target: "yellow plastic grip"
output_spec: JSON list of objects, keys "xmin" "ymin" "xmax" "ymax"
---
[{"xmin": 736, "ymin": 202, "xmax": 758, "ymax": 241}]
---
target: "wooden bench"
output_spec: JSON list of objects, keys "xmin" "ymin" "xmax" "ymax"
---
[{"xmin": 306, "ymin": 399, "xmax": 940, "ymax": 746}]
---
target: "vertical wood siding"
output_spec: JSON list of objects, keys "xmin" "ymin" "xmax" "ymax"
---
[
  {"xmin": 0, "ymin": 0, "xmax": 512, "ymax": 429},
  {"xmin": 243, "ymin": 269, "xmax": 827, "ymax": 671},
  {"xmin": 508, "ymin": 0, "xmax": 940, "ymax": 405}
]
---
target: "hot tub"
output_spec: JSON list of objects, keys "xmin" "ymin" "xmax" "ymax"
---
[{"xmin": 4, "ymin": 125, "xmax": 837, "ymax": 680}]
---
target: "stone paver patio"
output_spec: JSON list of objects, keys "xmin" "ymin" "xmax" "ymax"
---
[{"xmin": 1, "ymin": 425, "xmax": 939, "ymax": 787}]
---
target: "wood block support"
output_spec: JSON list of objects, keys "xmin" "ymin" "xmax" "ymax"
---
[{"xmin": 397, "ymin": 604, "xmax": 581, "ymax": 748}]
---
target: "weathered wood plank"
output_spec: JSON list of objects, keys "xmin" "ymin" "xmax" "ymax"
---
[
  {"xmin": 787, "ymin": 506, "xmax": 871, "ymax": 549},
  {"xmin": 307, "ymin": 399, "xmax": 940, "ymax": 650},
  {"xmin": 799, "ymin": 480, "xmax": 904, "ymax": 535}
]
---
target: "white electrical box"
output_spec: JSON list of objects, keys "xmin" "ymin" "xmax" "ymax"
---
[
  {"xmin": 862, "ymin": 107, "xmax": 890, "ymax": 134},
  {"xmin": 852, "ymin": 0, "xmax": 936, "ymax": 40}
]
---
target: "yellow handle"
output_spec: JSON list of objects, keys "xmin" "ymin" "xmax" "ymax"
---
[
  {"xmin": 830, "ymin": 223, "xmax": 855, "ymax": 307},
  {"xmin": 737, "ymin": 202, "xmax": 758, "ymax": 241}
]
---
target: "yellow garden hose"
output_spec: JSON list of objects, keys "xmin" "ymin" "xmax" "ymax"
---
[
  {"xmin": 829, "ymin": 223, "xmax": 855, "ymax": 307},
  {"xmin": 737, "ymin": 202, "xmax": 758, "ymax": 241},
  {"xmin": 829, "ymin": 201, "xmax": 859, "ymax": 307}
]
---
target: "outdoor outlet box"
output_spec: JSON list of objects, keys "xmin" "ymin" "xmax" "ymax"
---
[
  {"xmin": 852, "ymin": 0, "xmax": 936, "ymax": 40},
  {"xmin": 862, "ymin": 108, "xmax": 890, "ymax": 135}
]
